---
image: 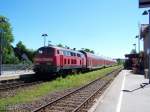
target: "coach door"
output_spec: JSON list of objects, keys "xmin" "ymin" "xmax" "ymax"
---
[{"xmin": 82, "ymin": 58, "xmax": 84, "ymax": 67}]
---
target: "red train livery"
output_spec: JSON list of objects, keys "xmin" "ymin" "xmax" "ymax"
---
[{"xmin": 33, "ymin": 46, "xmax": 116, "ymax": 75}]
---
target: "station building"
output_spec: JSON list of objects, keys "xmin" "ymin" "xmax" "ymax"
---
[{"xmin": 140, "ymin": 24, "xmax": 150, "ymax": 72}]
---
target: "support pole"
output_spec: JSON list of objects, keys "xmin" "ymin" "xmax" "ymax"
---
[
  {"xmin": 148, "ymin": 10, "xmax": 150, "ymax": 84},
  {"xmin": 0, "ymin": 29, "xmax": 3, "ymax": 76}
]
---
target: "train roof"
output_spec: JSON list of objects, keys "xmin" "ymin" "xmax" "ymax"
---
[
  {"xmin": 80, "ymin": 50, "xmax": 115, "ymax": 61},
  {"xmin": 38, "ymin": 45, "xmax": 84, "ymax": 55},
  {"xmin": 38, "ymin": 46, "xmax": 116, "ymax": 62}
]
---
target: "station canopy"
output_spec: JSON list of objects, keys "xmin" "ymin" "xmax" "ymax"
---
[{"xmin": 139, "ymin": 0, "xmax": 150, "ymax": 8}]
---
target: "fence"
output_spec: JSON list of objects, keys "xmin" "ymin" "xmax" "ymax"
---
[{"xmin": 1, "ymin": 64, "xmax": 34, "ymax": 75}]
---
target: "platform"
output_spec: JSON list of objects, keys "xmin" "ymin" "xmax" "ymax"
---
[
  {"xmin": 89, "ymin": 70, "xmax": 150, "ymax": 112},
  {"xmin": 0, "ymin": 70, "xmax": 34, "ymax": 81}
]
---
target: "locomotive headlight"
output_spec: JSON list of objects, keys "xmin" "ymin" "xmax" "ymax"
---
[
  {"xmin": 35, "ymin": 62, "xmax": 40, "ymax": 65},
  {"xmin": 47, "ymin": 62, "xmax": 51, "ymax": 65}
]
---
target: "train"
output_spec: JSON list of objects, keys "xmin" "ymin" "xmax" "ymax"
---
[{"xmin": 33, "ymin": 45, "xmax": 116, "ymax": 75}]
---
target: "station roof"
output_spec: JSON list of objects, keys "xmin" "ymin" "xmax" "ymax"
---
[
  {"xmin": 125, "ymin": 53, "xmax": 139, "ymax": 58},
  {"xmin": 139, "ymin": 0, "xmax": 150, "ymax": 8}
]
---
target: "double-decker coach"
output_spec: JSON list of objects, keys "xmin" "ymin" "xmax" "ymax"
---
[{"xmin": 80, "ymin": 51, "xmax": 105, "ymax": 70}]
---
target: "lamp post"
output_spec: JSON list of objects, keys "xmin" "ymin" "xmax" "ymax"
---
[
  {"xmin": 42, "ymin": 33, "xmax": 48, "ymax": 47},
  {"xmin": 142, "ymin": 10, "xmax": 150, "ymax": 84},
  {"xmin": 0, "ymin": 18, "xmax": 6, "ymax": 75},
  {"xmin": 135, "ymin": 35, "xmax": 140, "ymax": 53},
  {"xmin": 0, "ymin": 29, "xmax": 3, "ymax": 76},
  {"xmin": 133, "ymin": 43, "xmax": 136, "ymax": 53},
  {"xmin": 48, "ymin": 41, "xmax": 51, "ymax": 46}
]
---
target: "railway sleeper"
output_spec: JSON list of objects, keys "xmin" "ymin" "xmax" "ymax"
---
[
  {"xmin": 71, "ymin": 94, "xmax": 90, "ymax": 98},
  {"xmin": 47, "ymin": 106, "xmax": 73, "ymax": 112},
  {"xmin": 54, "ymin": 103, "xmax": 79, "ymax": 108},
  {"xmin": 60, "ymin": 101, "xmax": 82, "ymax": 106}
]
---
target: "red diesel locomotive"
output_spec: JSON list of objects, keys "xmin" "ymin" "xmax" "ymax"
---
[{"xmin": 33, "ymin": 46, "xmax": 116, "ymax": 75}]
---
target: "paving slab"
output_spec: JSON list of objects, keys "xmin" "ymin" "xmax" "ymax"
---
[
  {"xmin": 89, "ymin": 70, "xmax": 150, "ymax": 112},
  {"xmin": 0, "ymin": 70, "xmax": 34, "ymax": 81}
]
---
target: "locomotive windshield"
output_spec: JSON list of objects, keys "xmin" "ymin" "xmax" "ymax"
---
[{"xmin": 37, "ymin": 47, "xmax": 54, "ymax": 55}]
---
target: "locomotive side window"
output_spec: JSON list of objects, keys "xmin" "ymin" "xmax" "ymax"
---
[
  {"xmin": 67, "ymin": 51, "xmax": 70, "ymax": 56},
  {"xmin": 57, "ymin": 50, "xmax": 60, "ymax": 54},
  {"xmin": 38, "ymin": 50, "xmax": 43, "ymax": 54},
  {"xmin": 77, "ymin": 54, "xmax": 81, "ymax": 57},
  {"xmin": 71, "ymin": 52, "xmax": 74, "ymax": 56},
  {"xmin": 63, "ymin": 51, "xmax": 66, "ymax": 55}
]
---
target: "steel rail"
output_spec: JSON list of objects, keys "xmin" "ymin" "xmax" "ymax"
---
[
  {"xmin": 72, "ymin": 80, "xmax": 111, "ymax": 112},
  {"xmin": 73, "ymin": 69, "xmax": 122, "ymax": 112}
]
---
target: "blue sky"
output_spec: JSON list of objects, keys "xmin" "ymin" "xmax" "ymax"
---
[{"xmin": 0, "ymin": 0, "xmax": 148, "ymax": 58}]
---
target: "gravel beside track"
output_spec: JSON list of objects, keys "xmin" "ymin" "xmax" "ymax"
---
[
  {"xmin": 0, "ymin": 80, "xmax": 44, "ymax": 98},
  {"xmin": 32, "ymin": 69, "xmax": 121, "ymax": 112}
]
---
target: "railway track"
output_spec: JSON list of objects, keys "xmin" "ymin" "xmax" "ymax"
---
[
  {"xmin": 32, "ymin": 68, "xmax": 121, "ymax": 112},
  {"xmin": 0, "ymin": 80, "xmax": 43, "ymax": 92}
]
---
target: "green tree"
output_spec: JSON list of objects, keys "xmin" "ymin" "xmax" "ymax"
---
[
  {"xmin": 116, "ymin": 58, "xmax": 124, "ymax": 65},
  {"xmin": 26, "ymin": 49, "xmax": 36, "ymax": 62},
  {"xmin": 0, "ymin": 16, "xmax": 14, "ymax": 43},
  {"xmin": 81, "ymin": 48, "xmax": 95, "ymax": 54},
  {"xmin": 16, "ymin": 41, "xmax": 26, "ymax": 52},
  {"xmin": 57, "ymin": 43, "xmax": 64, "ymax": 47},
  {"xmin": 0, "ymin": 16, "xmax": 15, "ymax": 64},
  {"xmin": 15, "ymin": 41, "xmax": 36, "ymax": 62}
]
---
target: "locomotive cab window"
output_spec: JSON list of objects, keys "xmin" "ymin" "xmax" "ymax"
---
[{"xmin": 37, "ymin": 47, "xmax": 54, "ymax": 55}]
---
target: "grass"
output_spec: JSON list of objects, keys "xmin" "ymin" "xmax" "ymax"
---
[{"xmin": 0, "ymin": 65, "xmax": 122, "ymax": 110}]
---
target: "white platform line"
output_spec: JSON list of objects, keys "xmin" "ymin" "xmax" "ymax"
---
[
  {"xmin": 116, "ymin": 71, "xmax": 126, "ymax": 112},
  {"xmin": 88, "ymin": 71, "xmax": 122, "ymax": 112}
]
